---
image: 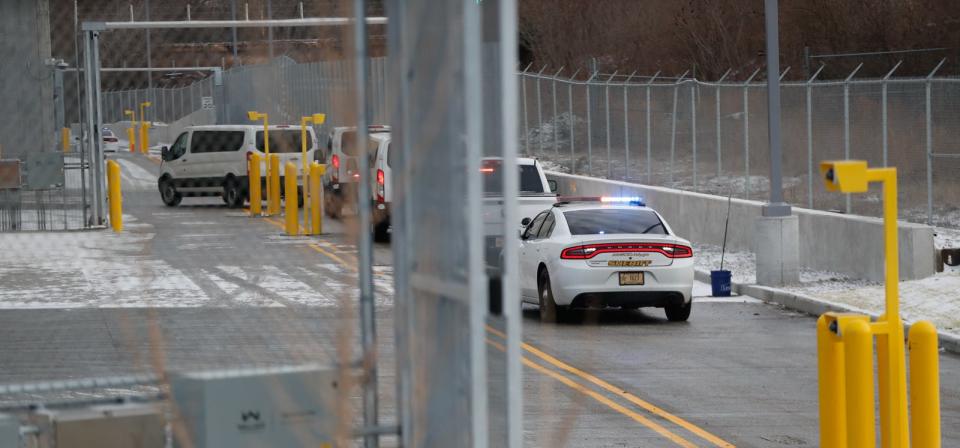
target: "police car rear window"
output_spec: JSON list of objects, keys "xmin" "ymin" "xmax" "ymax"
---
[{"xmin": 563, "ymin": 209, "xmax": 666, "ymax": 235}]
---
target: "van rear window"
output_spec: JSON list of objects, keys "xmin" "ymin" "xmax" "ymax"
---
[
  {"xmin": 341, "ymin": 131, "xmax": 359, "ymax": 156},
  {"xmin": 256, "ymin": 130, "xmax": 310, "ymax": 153}
]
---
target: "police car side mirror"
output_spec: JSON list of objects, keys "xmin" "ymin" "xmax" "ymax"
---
[
  {"xmin": 160, "ymin": 146, "xmax": 170, "ymax": 161},
  {"xmin": 548, "ymin": 180, "xmax": 558, "ymax": 193},
  {"xmin": 521, "ymin": 217, "xmax": 531, "ymax": 227}
]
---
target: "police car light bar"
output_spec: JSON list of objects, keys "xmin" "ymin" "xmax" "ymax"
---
[
  {"xmin": 554, "ymin": 196, "xmax": 646, "ymax": 206},
  {"xmin": 600, "ymin": 196, "xmax": 643, "ymax": 204}
]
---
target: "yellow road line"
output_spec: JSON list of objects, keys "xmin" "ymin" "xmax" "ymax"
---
[
  {"xmin": 486, "ymin": 325, "xmax": 735, "ymax": 448},
  {"xmin": 486, "ymin": 339, "xmax": 696, "ymax": 448},
  {"xmin": 248, "ymin": 210, "xmax": 724, "ymax": 447}
]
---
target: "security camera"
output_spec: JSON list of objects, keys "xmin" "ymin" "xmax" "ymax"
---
[{"xmin": 819, "ymin": 160, "xmax": 870, "ymax": 193}]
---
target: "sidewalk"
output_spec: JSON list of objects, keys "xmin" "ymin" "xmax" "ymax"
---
[{"xmin": 693, "ymin": 241, "xmax": 960, "ymax": 353}]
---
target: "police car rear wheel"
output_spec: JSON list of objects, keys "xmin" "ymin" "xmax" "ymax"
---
[
  {"xmin": 538, "ymin": 270, "xmax": 558, "ymax": 323},
  {"xmin": 665, "ymin": 301, "xmax": 692, "ymax": 322}
]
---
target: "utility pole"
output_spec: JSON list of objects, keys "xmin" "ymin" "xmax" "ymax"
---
[
  {"xmin": 230, "ymin": 0, "xmax": 239, "ymax": 64},
  {"xmin": 145, "ymin": 0, "xmax": 153, "ymax": 106},
  {"xmin": 756, "ymin": 0, "xmax": 799, "ymax": 286}
]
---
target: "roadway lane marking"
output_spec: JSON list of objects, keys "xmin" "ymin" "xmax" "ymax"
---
[
  {"xmin": 486, "ymin": 325, "xmax": 736, "ymax": 448},
  {"xmin": 486, "ymin": 338, "xmax": 697, "ymax": 448},
  {"xmin": 252, "ymin": 211, "xmax": 724, "ymax": 445}
]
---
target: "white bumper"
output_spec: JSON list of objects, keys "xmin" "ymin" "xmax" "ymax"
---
[{"xmin": 548, "ymin": 258, "xmax": 694, "ymax": 307}]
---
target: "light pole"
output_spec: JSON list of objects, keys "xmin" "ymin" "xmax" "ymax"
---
[
  {"xmin": 248, "ymin": 111, "xmax": 276, "ymax": 215},
  {"xmin": 123, "ymin": 109, "xmax": 136, "ymax": 152},
  {"xmin": 300, "ymin": 113, "xmax": 326, "ymax": 231},
  {"xmin": 755, "ymin": 0, "xmax": 799, "ymax": 286},
  {"xmin": 139, "ymin": 101, "xmax": 151, "ymax": 154}
]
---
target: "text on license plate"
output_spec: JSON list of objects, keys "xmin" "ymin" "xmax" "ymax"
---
[
  {"xmin": 608, "ymin": 260, "xmax": 651, "ymax": 267},
  {"xmin": 619, "ymin": 272, "xmax": 645, "ymax": 285}
]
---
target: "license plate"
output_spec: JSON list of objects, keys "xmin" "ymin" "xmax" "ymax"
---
[
  {"xmin": 619, "ymin": 272, "xmax": 644, "ymax": 285},
  {"xmin": 608, "ymin": 260, "xmax": 651, "ymax": 267}
]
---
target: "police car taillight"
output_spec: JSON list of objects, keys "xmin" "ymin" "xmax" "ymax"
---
[{"xmin": 561, "ymin": 243, "xmax": 692, "ymax": 259}]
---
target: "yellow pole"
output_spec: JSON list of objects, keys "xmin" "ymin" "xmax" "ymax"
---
[
  {"xmin": 124, "ymin": 110, "xmax": 136, "ymax": 152},
  {"xmin": 249, "ymin": 152, "xmax": 262, "ymax": 216},
  {"xmin": 127, "ymin": 127, "xmax": 136, "ymax": 152},
  {"xmin": 909, "ymin": 321, "xmax": 941, "ymax": 448},
  {"xmin": 876, "ymin": 314, "xmax": 891, "ymax": 448},
  {"xmin": 285, "ymin": 162, "xmax": 298, "ymax": 236},
  {"xmin": 61, "ymin": 128, "xmax": 70, "ymax": 153},
  {"xmin": 106, "ymin": 160, "xmax": 122, "ymax": 232},
  {"xmin": 310, "ymin": 162, "xmax": 325, "ymax": 235},
  {"xmin": 269, "ymin": 154, "xmax": 281, "ymax": 215},
  {"xmin": 844, "ymin": 319, "xmax": 876, "ymax": 448},
  {"xmin": 301, "ymin": 116, "xmax": 310, "ymax": 231},
  {"xmin": 873, "ymin": 168, "xmax": 909, "ymax": 448},
  {"xmin": 817, "ymin": 315, "xmax": 846, "ymax": 448},
  {"xmin": 263, "ymin": 115, "xmax": 270, "ymax": 209},
  {"xmin": 139, "ymin": 102, "xmax": 151, "ymax": 154}
]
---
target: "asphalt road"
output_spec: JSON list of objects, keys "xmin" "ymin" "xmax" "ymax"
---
[{"xmin": 0, "ymin": 152, "xmax": 958, "ymax": 447}]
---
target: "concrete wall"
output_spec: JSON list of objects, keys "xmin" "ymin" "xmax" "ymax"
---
[
  {"xmin": 547, "ymin": 171, "xmax": 936, "ymax": 282},
  {"xmin": 0, "ymin": 0, "xmax": 52, "ymax": 159}
]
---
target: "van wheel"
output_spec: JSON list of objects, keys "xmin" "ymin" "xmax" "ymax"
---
[
  {"xmin": 373, "ymin": 220, "xmax": 390, "ymax": 242},
  {"xmin": 325, "ymin": 193, "xmax": 342, "ymax": 218},
  {"xmin": 223, "ymin": 178, "xmax": 244, "ymax": 208},
  {"xmin": 160, "ymin": 179, "xmax": 182, "ymax": 207}
]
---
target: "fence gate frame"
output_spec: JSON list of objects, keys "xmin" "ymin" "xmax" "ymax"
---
[{"xmin": 79, "ymin": 15, "xmax": 395, "ymax": 448}]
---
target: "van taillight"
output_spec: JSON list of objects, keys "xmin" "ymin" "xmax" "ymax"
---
[
  {"xmin": 376, "ymin": 169, "xmax": 385, "ymax": 203},
  {"xmin": 331, "ymin": 154, "xmax": 340, "ymax": 182}
]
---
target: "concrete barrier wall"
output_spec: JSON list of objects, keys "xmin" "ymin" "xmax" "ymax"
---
[{"xmin": 546, "ymin": 171, "xmax": 936, "ymax": 282}]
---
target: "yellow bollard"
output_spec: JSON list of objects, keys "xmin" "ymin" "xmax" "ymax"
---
[
  {"xmin": 106, "ymin": 160, "xmax": 122, "ymax": 232},
  {"xmin": 909, "ymin": 321, "xmax": 941, "ymax": 448},
  {"xmin": 817, "ymin": 315, "xmax": 846, "ymax": 448},
  {"xmin": 285, "ymin": 162, "xmax": 298, "ymax": 236},
  {"xmin": 310, "ymin": 162, "xmax": 325, "ymax": 235},
  {"xmin": 248, "ymin": 153, "xmax": 262, "ymax": 216},
  {"xmin": 61, "ymin": 128, "xmax": 70, "ymax": 152},
  {"xmin": 844, "ymin": 319, "xmax": 876, "ymax": 448},
  {"xmin": 269, "ymin": 154, "xmax": 281, "ymax": 216}
]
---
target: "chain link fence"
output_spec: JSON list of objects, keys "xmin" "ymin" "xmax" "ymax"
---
[
  {"xmin": 96, "ymin": 58, "xmax": 960, "ymax": 229},
  {"xmin": 520, "ymin": 69, "xmax": 960, "ymax": 229}
]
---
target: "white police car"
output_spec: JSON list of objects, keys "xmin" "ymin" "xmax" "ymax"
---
[{"xmin": 518, "ymin": 197, "xmax": 695, "ymax": 322}]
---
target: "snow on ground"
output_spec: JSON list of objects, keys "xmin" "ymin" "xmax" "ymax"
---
[
  {"xmin": 935, "ymin": 226, "xmax": 960, "ymax": 249},
  {"xmin": 0, "ymin": 215, "xmax": 393, "ymax": 309},
  {"xmin": 114, "ymin": 158, "xmax": 158, "ymax": 191},
  {"xmin": 692, "ymin": 242, "xmax": 960, "ymax": 334}
]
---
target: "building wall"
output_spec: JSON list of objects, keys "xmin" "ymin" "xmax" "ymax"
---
[{"xmin": 0, "ymin": 0, "xmax": 52, "ymax": 160}]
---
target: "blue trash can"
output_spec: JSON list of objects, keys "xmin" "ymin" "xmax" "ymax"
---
[{"xmin": 710, "ymin": 270, "xmax": 732, "ymax": 297}]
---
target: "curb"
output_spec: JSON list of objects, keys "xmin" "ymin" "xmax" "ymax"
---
[{"xmin": 695, "ymin": 269, "xmax": 960, "ymax": 355}]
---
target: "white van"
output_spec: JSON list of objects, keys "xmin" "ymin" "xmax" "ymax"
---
[
  {"xmin": 158, "ymin": 124, "xmax": 318, "ymax": 207},
  {"xmin": 368, "ymin": 132, "xmax": 392, "ymax": 241},
  {"xmin": 320, "ymin": 124, "xmax": 390, "ymax": 217}
]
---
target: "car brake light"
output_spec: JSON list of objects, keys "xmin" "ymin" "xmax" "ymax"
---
[
  {"xmin": 332, "ymin": 154, "xmax": 340, "ymax": 182},
  {"xmin": 560, "ymin": 243, "xmax": 693, "ymax": 259},
  {"xmin": 376, "ymin": 169, "xmax": 385, "ymax": 203},
  {"xmin": 332, "ymin": 154, "xmax": 340, "ymax": 168}
]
